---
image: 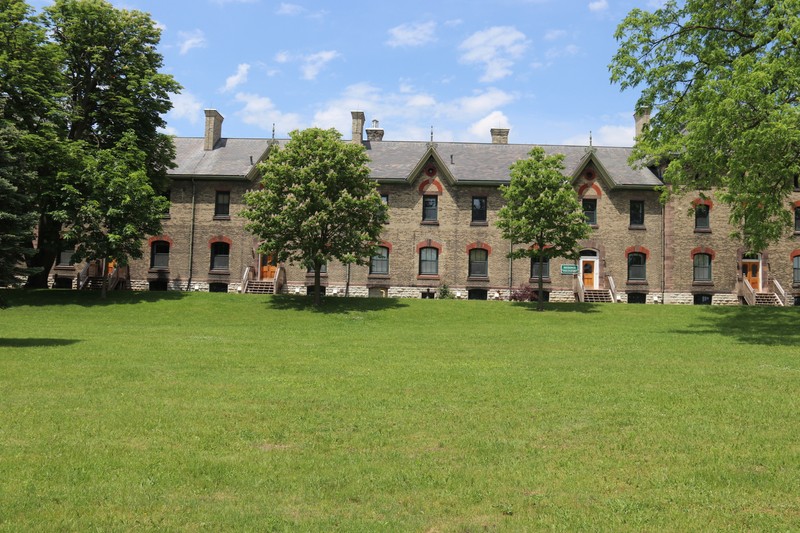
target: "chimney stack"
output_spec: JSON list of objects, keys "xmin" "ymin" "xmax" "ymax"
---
[
  {"xmin": 366, "ymin": 119, "xmax": 384, "ymax": 142},
  {"xmin": 204, "ymin": 109, "xmax": 224, "ymax": 151},
  {"xmin": 351, "ymin": 111, "xmax": 365, "ymax": 144},
  {"xmin": 634, "ymin": 108, "xmax": 651, "ymax": 138},
  {"xmin": 491, "ymin": 128, "xmax": 510, "ymax": 144}
]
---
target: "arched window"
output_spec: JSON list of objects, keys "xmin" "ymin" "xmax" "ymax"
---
[
  {"xmin": 468, "ymin": 248, "xmax": 488, "ymax": 277},
  {"xmin": 419, "ymin": 247, "xmax": 438, "ymax": 275},
  {"xmin": 627, "ymin": 252, "xmax": 646, "ymax": 281},
  {"xmin": 210, "ymin": 242, "xmax": 230, "ymax": 271},
  {"xmin": 370, "ymin": 246, "xmax": 389, "ymax": 275},
  {"xmin": 150, "ymin": 240, "xmax": 170, "ymax": 269},
  {"xmin": 693, "ymin": 253, "xmax": 712, "ymax": 281},
  {"xmin": 695, "ymin": 204, "xmax": 710, "ymax": 229}
]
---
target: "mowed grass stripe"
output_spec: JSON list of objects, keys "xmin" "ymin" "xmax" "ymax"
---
[{"xmin": 1, "ymin": 290, "xmax": 798, "ymax": 531}]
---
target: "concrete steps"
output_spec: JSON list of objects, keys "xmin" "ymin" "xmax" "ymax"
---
[
  {"xmin": 583, "ymin": 289, "xmax": 613, "ymax": 303},
  {"xmin": 246, "ymin": 280, "xmax": 275, "ymax": 294},
  {"xmin": 754, "ymin": 292, "xmax": 781, "ymax": 306}
]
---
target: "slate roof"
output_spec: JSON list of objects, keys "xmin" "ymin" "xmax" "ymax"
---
[
  {"xmin": 168, "ymin": 135, "xmax": 660, "ymax": 189},
  {"xmin": 168, "ymin": 137, "xmax": 276, "ymax": 179},
  {"xmin": 363, "ymin": 140, "xmax": 662, "ymax": 188}
]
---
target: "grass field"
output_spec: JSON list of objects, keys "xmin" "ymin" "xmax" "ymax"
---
[{"xmin": 1, "ymin": 290, "xmax": 799, "ymax": 531}]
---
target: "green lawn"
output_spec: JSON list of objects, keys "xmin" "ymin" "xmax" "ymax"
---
[{"xmin": 1, "ymin": 290, "xmax": 799, "ymax": 531}]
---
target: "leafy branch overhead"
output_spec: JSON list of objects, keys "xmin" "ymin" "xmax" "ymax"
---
[{"xmin": 610, "ymin": 0, "xmax": 800, "ymax": 252}]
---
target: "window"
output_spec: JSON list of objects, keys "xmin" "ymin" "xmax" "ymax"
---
[
  {"xmin": 629, "ymin": 200, "xmax": 644, "ymax": 226},
  {"xmin": 370, "ymin": 247, "xmax": 389, "ymax": 275},
  {"xmin": 467, "ymin": 289, "xmax": 488, "ymax": 300},
  {"xmin": 583, "ymin": 198, "xmax": 597, "ymax": 225},
  {"xmin": 471, "ymin": 196, "xmax": 487, "ymax": 223},
  {"xmin": 627, "ymin": 292, "xmax": 647, "ymax": 304},
  {"xmin": 380, "ymin": 194, "xmax": 389, "ymax": 204},
  {"xmin": 794, "ymin": 256, "xmax": 800, "ymax": 284},
  {"xmin": 150, "ymin": 241, "xmax": 170, "ymax": 269},
  {"xmin": 795, "ymin": 207, "xmax": 800, "ymax": 233},
  {"xmin": 694, "ymin": 293, "xmax": 712, "ymax": 305},
  {"xmin": 209, "ymin": 283, "xmax": 228, "ymax": 293},
  {"xmin": 530, "ymin": 256, "xmax": 550, "ymax": 279},
  {"xmin": 693, "ymin": 253, "xmax": 712, "ymax": 282},
  {"xmin": 420, "ymin": 290, "xmax": 435, "ymax": 299},
  {"xmin": 149, "ymin": 280, "xmax": 168, "ymax": 291},
  {"xmin": 215, "ymin": 191, "xmax": 230, "ymax": 218},
  {"xmin": 695, "ymin": 204, "xmax": 710, "ymax": 230},
  {"xmin": 468, "ymin": 248, "xmax": 488, "ymax": 277},
  {"xmin": 57, "ymin": 249, "xmax": 74, "ymax": 267},
  {"xmin": 422, "ymin": 195, "xmax": 438, "ymax": 222},
  {"xmin": 419, "ymin": 247, "xmax": 438, "ymax": 275},
  {"xmin": 306, "ymin": 263, "xmax": 327, "ymax": 274},
  {"xmin": 627, "ymin": 252, "xmax": 647, "ymax": 281},
  {"xmin": 210, "ymin": 242, "xmax": 230, "ymax": 271}
]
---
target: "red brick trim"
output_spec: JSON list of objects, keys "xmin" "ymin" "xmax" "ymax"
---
[
  {"xmin": 691, "ymin": 197, "xmax": 714, "ymax": 209},
  {"xmin": 625, "ymin": 245, "xmax": 650, "ymax": 260},
  {"xmin": 148, "ymin": 235, "xmax": 174, "ymax": 246},
  {"xmin": 578, "ymin": 183, "xmax": 602, "ymax": 198},
  {"xmin": 418, "ymin": 178, "xmax": 443, "ymax": 195},
  {"xmin": 208, "ymin": 235, "xmax": 233, "ymax": 248},
  {"xmin": 466, "ymin": 241, "xmax": 492, "ymax": 255},
  {"xmin": 691, "ymin": 246, "xmax": 716, "ymax": 261},
  {"xmin": 792, "ymin": 201, "xmax": 800, "ymax": 208},
  {"xmin": 378, "ymin": 241, "xmax": 392, "ymax": 253},
  {"xmin": 790, "ymin": 249, "xmax": 800, "ymax": 260},
  {"xmin": 416, "ymin": 239, "xmax": 442, "ymax": 253}
]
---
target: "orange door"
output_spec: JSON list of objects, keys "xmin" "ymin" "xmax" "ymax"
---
[
  {"xmin": 582, "ymin": 260, "xmax": 595, "ymax": 289},
  {"xmin": 742, "ymin": 261, "xmax": 760, "ymax": 290},
  {"xmin": 260, "ymin": 254, "xmax": 277, "ymax": 280},
  {"xmin": 106, "ymin": 259, "xmax": 116, "ymax": 275}
]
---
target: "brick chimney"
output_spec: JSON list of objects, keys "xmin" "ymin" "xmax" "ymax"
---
[
  {"xmin": 491, "ymin": 128, "xmax": 510, "ymax": 144},
  {"xmin": 204, "ymin": 109, "xmax": 224, "ymax": 151},
  {"xmin": 366, "ymin": 119, "xmax": 384, "ymax": 142},
  {"xmin": 351, "ymin": 111, "xmax": 365, "ymax": 144},
  {"xmin": 634, "ymin": 108, "xmax": 651, "ymax": 137}
]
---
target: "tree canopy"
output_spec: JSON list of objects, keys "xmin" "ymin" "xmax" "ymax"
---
[
  {"xmin": 0, "ymin": 0, "xmax": 178, "ymax": 288},
  {"xmin": 610, "ymin": 0, "xmax": 800, "ymax": 252},
  {"xmin": 496, "ymin": 147, "xmax": 591, "ymax": 310},
  {"xmin": 242, "ymin": 128, "xmax": 389, "ymax": 306}
]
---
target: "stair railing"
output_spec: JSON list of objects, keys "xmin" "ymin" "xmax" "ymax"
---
[
  {"xmin": 240, "ymin": 266, "xmax": 251, "ymax": 293},
  {"xmin": 741, "ymin": 278, "xmax": 756, "ymax": 306},
  {"xmin": 77, "ymin": 262, "xmax": 91, "ymax": 290},
  {"xmin": 573, "ymin": 273, "xmax": 584, "ymax": 303},
  {"xmin": 107, "ymin": 266, "xmax": 121, "ymax": 290},
  {"xmin": 772, "ymin": 277, "xmax": 787, "ymax": 307},
  {"xmin": 607, "ymin": 275, "xmax": 617, "ymax": 303},
  {"xmin": 273, "ymin": 265, "xmax": 285, "ymax": 294}
]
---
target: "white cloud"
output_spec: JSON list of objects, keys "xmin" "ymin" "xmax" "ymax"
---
[
  {"xmin": 274, "ymin": 51, "xmax": 291, "ymax": 64},
  {"xmin": 276, "ymin": 3, "xmax": 304, "ymax": 15},
  {"xmin": 588, "ymin": 0, "xmax": 609, "ymax": 12},
  {"xmin": 386, "ymin": 21, "xmax": 437, "ymax": 48},
  {"xmin": 544, "ymin": 29, "xmax": 567, "ymax": 41},
  {"xmin": 545, "ymin": 44, "xmax": 580, "ymax": 59},
  {"xmin": 459, "ymin": 26, "xmax": 529, "ymax": 82},
  {"xmin": 168, "ymin": 91, "xmax": 203, "ymax": 124},
  {"xmin": 447, "ymin": 88, "xmax": 517, "ymax": 118},
  {"xmin": 153, "ymin": 20, "xmax": 167, "ymax": 32},
  {"xmin": 234, "ymin": 92, "xmax": 304, "ymax": 134},
  {"xmin": 221, "ymin": 63, "xmax": 250, "ymax": 92},
  {"xmin": 468, "ymin": 111, "xmax": 511, "ymax": 141},
  {"xmin": 159, "ymin": 125, "xmax": 179, "ymax": 136},
  {"xmin": 178, "ymin": 29, "xmax": 206, "ymax": 55},
  {"xmin": 300, "ymin": 50, "xmax": 339, "ymax": 80}
]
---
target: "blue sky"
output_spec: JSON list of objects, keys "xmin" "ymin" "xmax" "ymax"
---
[{"xmin": 29, "ymin": 0, "xmax": 664, "ymax": 146}]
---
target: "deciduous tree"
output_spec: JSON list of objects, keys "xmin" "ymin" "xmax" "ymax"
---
[
  {"xmin": 496, "ymin": 147, "xmax": 590, "ymax": 310},
  {"xmin": 610, "ymin": 0, "xmax": 800, "ymax": 252},
  {"xmin": 243, "ymin": 128, "xmax": 389, "ymax": 306}
]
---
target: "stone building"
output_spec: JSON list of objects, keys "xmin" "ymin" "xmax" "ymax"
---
[{"xmin": 53, "ymin": 109, "xmax": 800, "ymax": 305}]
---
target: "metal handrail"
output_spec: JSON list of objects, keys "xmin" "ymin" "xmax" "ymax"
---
[
  {"xmin": 773, "ymin": 277, "xmax": 787, "ymax": 307},
  {"xmin": 77, "ymin": 262, "xmax": 91, "ymax": 290},
  {"xmin": 607, "ymin": 275, "xmax": 617, "ymax": 303},
  {"xmin": 240, "ymin": 266, "xmax": 251, "ymax": 293},
  {"xmin": 274, "ymin": 265, "xmax": 285, "ymax": 294},
  {"xmin": 742, "ymin": 278, "xmax": 756, "ymax": 306},
  {"xmin": 574, "ymin": 273, "xmax": 584, "ymax": 303}
]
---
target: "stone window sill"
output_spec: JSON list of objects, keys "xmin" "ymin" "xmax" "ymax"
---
[
  {"xmin": 692, "ymin": 281, "xmax": 714, "ymax": 286},
  {"xmin": 628, "ymin": 225, "xmax": 646, "ymax": 231},
  {"xmin": 694, "ymin": 228, "xmax": 711, "ymax": 233},
  {"xmin": 148, "ymin": 268, "xmax": 170, "ymax": 274},
  {"xmin": 626, "ymin": 280, "xmax": 648, "ymax": 285},
  {"xmin": 417, "ymin": 275, "xmax": 440, "ymax": 280},
  {"xmin": 421, "ymin": 220, "xmax": 439, "ymax": 226},
  {"xmin": 213, "ymin": 215, "xmax": 231, "ymax": 221},
  {"xmin": 529, "ymin": 277, "xmax": 551, "ymax": 284},
  {"xmin": 467, "ymin": 276, "xmax": 489, "ymax": 282},
  {"xmin": 209, "ymin": 269, "xmax": 230, "ymax": 275},
  {"xmin": 470, "ymin": 221, "xmax": 488, "ymax": 227},
  {"xmin": 368, "ymin": 274, "xmax": 390, "ymax": 279}
]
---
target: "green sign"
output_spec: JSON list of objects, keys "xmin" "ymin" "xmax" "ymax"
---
[{"xmin": 560, "ymin": 264, "xmax": 579, "ymax": 275}]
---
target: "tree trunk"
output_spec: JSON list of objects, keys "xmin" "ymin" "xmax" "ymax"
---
[
  {"xmin": 25, "ymin": 216, "xmax": 61, "ymax": 288},
  {"xmin": 537, "ymin": 257, "xmax": 545, "ymax": 312},
  {"xmin": 313, "ymin": 265, "xmax": 322, "ymax": 306},
  {"xmin": 101, "ymin": 258, "xmax": 108, "ymax": 299}
]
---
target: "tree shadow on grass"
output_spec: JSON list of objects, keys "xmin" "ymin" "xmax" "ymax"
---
[
  {"xmin": 265, "ymin": 294, "xmax": 408, "ymax": 314},
  {"xmin": 510, "ymin": 301, "xmax": 601, "ymax": 313},
  {"xmin": 2, "ymin": 289, "xmax": 187, "ymax": 308},
  {"xmin": 0, "ymin": 338, "xmax": 81, "ymax": 348},
  {"xmin": 672, "ymin": 306, "xmax": 800, "ymax": 347}
]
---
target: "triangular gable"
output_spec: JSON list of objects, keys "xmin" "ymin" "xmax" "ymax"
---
[
  {"xmin": 569, "ymin": 150, "xmax": 616, "ymax": 192},
  {"xmin": 404, "ymin": 145, "xmax": 457, "ymax": 186}
]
